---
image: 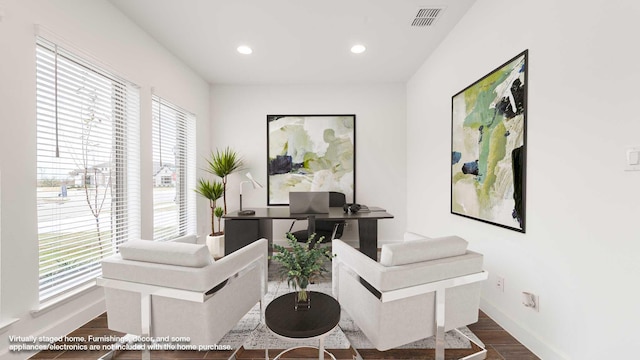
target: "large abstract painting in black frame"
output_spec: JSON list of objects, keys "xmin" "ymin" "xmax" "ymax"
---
[
  {"xmin": 267, "ymin": 114, "xmax": 355, "ymax": 206},
  {"xmin": 451, "ymin": 50, "xmax": 527, "ymax": 232}
]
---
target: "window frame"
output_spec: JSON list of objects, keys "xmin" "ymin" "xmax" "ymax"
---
[{"xmin": 35, "ymin": 37, "xmax": 140, "ymax": 302}]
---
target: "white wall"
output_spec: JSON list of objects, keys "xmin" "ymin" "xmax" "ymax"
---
[
  {"xmin": 210, "ymin": 84, "xmax": 407, "ymax": 246},
  {"xmin": 407, "ymin": 0, "xmax": 640, "ymax": 359},
  {"xmin": 0, "ymin": 1, "xmax": 210, "ymax": 358}
]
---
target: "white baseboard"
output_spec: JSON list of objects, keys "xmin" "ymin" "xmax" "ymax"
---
[
  {"xmin": 33, "ymin": 297, "xmax": 105, "ymax": 340},
  {"xmin": 0, "ymin": 297, "xmax": 105, "ymax": 360},
  {"xmin": 480, "ymin": 298, "xmax": 570, "ymax": 360}
]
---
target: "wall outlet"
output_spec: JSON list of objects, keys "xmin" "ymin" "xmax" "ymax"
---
[
  {"xmin": 522, "ymin": 292, "xmax": 539, "ymax": 311},
  {"xmin": 496, "ymin": 276, "xmax": 505, "ymax": 292},
  {"xmin": 626, "ymin": 147, "xmax": 640, "ymax": 171}
]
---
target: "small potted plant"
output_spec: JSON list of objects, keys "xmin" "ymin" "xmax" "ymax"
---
[
  {"xmin": 272, "ymin": 233, "xmax": 334, "ymax": 310},
  {"xmin": 195, "ymin": 178, "xmax": 225, "ymax": 257}
]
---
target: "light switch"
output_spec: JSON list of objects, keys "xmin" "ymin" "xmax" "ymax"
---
[{"xmin": 625, "ymin": 147, "xmax": 640, "ymax": 171}]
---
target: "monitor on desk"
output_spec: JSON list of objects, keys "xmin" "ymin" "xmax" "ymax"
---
[{"xmin": 289, "ymin": 191, "xmax": 330, "ymax": 214}]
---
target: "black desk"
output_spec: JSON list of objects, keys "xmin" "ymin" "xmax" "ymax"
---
[{"xmin": 224, "ymin": 207, "xmax": 394, "ymax": 260}]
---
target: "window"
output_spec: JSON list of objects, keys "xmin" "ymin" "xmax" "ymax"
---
[
  {"xmin": 36, "ymin": 38, "xmax": 140, "ymax": 302},
  {"xmin": 151, "ymin": 95, "xmax": 196, "ymax": 241}
]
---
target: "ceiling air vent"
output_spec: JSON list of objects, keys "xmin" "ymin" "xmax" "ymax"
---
[{"xmin": 411, "ymin": 8, "xmax": 443, "ymax": 27}]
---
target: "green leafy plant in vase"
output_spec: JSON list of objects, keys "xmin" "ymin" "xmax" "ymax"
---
[{"xmin": 272, "ymin": 233, "xmax": 335, "ymax": 310}]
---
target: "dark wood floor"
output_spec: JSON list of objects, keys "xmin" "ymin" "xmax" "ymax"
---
[{"xmin": 29, "ymin": 310, "xmax": 538, "ymax": 360}]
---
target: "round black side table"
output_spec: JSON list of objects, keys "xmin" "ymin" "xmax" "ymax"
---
[{"xmin": 265, "ymin": 291, "xmax": 340, "ymax": 360}]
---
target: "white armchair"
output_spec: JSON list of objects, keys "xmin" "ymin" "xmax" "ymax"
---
[
  {"xmin": 332, "ymin": 233, "xmax": 488, "ymax": 360},
  {"xmin": 98, "ymin": 235, "xmax": 268, "ymax": 347}
]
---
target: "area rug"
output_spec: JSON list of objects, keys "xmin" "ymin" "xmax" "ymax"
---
[{"xmin": 218, "ymin": 263, "xmax": 482, "ymax": 351}]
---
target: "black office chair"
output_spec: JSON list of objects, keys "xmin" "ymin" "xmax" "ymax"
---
[{"xmin": 288, "ymin": 191, "xmax": 347, "ymax": 247}]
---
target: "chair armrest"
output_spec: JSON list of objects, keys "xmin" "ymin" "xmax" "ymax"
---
[
  {"xmin": 208, "ymin": 238, "xmax": 268, "ymax": 296},
  {"xmin": 332, "ymin": 239, "xmax": 387, "ymax": 290},
  {"xmin": 287, "ymin": 218, "xmax": 308, "ymax": 233},
  {"xmin": 330, "ymin": 221, "xmax": 346, "ymax": 240}
]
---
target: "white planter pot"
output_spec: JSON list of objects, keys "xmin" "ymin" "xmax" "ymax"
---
[{"xmin": 206, "ymin": 234, "xmax": 225, "ymax": 258}]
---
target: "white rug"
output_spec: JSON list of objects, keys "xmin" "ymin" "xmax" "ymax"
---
[{"xmin": 218, "ymin": 263, "xmax": 481, "ymax": 351}]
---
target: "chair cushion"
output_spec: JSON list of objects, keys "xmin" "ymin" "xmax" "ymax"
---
[
  {"xmin": 119, "ymin": 240, "xmax": 214, "ymax": 268},
  {"xmin": 379, "ymin": 236, "xmax": 469, "ymax": 266}
]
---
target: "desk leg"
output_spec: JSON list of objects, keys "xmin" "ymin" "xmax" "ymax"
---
[
  {"xmin": 258, "ymin": 219, "xmax": 273, "ymax": 257},
  {"xmin": 358, "ymin": 219, "xmax": 378, "ymax": 260}
]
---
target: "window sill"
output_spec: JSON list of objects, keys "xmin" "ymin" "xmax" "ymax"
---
[
  {"xmin": 31, "ymin": 282, "xmax": 99, "ymax": 318},
  {"xmin": 0, "ymin": 318, "xmax": 20, "ymax": 334}
]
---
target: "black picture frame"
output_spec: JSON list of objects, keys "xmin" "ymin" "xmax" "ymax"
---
[
  {"xmin": 451, "ymin": 50, "xmax": 528, "ymax": 233},
  {"xmin": 267, "ymin": 114, "xmax": 356, "ymax": 206}
]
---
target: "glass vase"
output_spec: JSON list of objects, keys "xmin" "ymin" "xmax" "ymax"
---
[
  {"xmin": 295, "ymin": 289, "xmax": 310, "ymax": 311},
  {"xmin": 293, "ymin": 278, "xmax": 310, "ymax": 311}
]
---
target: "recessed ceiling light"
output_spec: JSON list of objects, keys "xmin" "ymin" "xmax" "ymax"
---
[
  {"xmin": 237, "ymin": 45, "xmax": 253, "ymax": 55},
  {"xmin": 350, "ymin": 44, "xmax": 366, "ymax": 54}
]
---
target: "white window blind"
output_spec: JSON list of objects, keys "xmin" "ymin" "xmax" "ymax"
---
[
  {"xmin": 152, "ymin": 95, "xmax": 196, "ymax": 241},
  {"xmin": 36, "ymin": 37, "xmax": 140, "ymax": 302}
]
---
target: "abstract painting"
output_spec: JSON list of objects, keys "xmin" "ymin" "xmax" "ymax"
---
[
  {"xmin": 451, "ymin": 50, "xmax": 527, "ymax": 232},
  {"xmin": 267, "ymin": 115, "xmax": 355, "ymax": 205}
]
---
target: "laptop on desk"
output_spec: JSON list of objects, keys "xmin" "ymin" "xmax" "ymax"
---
[{"xmin": 289, "ymin": 191, "xmax": 330, "ymax": 214}]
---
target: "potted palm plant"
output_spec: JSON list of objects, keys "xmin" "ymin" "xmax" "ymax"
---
[
  {"xmin": 205, "ymin": 147, "xmax": 243, "ymax": 214},
  {"xmin": 272, "ymin": 233, "xmax": 334, "ymax": 310},
  {"xmin": 195, "ymin": 178, "xmax": 225, "ymax": 257}
]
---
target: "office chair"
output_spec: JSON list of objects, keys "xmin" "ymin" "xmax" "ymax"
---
[{"xmin": 288, "ymin": 191, "xmax": 347, "ymax": 246}]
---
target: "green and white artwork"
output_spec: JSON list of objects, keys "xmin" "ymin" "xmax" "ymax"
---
[
  {"xmin": 451, "ymin": 51, "xmax": 527, "ymax": 232},
  {"xmin": 267, "ymin": 115, "xmax": 355, "ymax": 205}
]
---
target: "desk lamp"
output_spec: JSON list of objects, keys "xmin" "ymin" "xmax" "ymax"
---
[{"xmin": 239, "ymin": 172, "xmax": 263, "ymax": 215}]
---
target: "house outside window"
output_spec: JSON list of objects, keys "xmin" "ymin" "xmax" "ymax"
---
[
  {"xmin": 152, "ymin": 95, "xmax": 196, "ymax": 241},
  {"xmin": 35, "ymin": 37, "xmax": 140, "ymax": 302}
]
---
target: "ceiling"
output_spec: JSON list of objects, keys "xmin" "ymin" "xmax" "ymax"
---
[{"xmin": 109, "ymin": 0, "xmax": 476, "ymax": 85}]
